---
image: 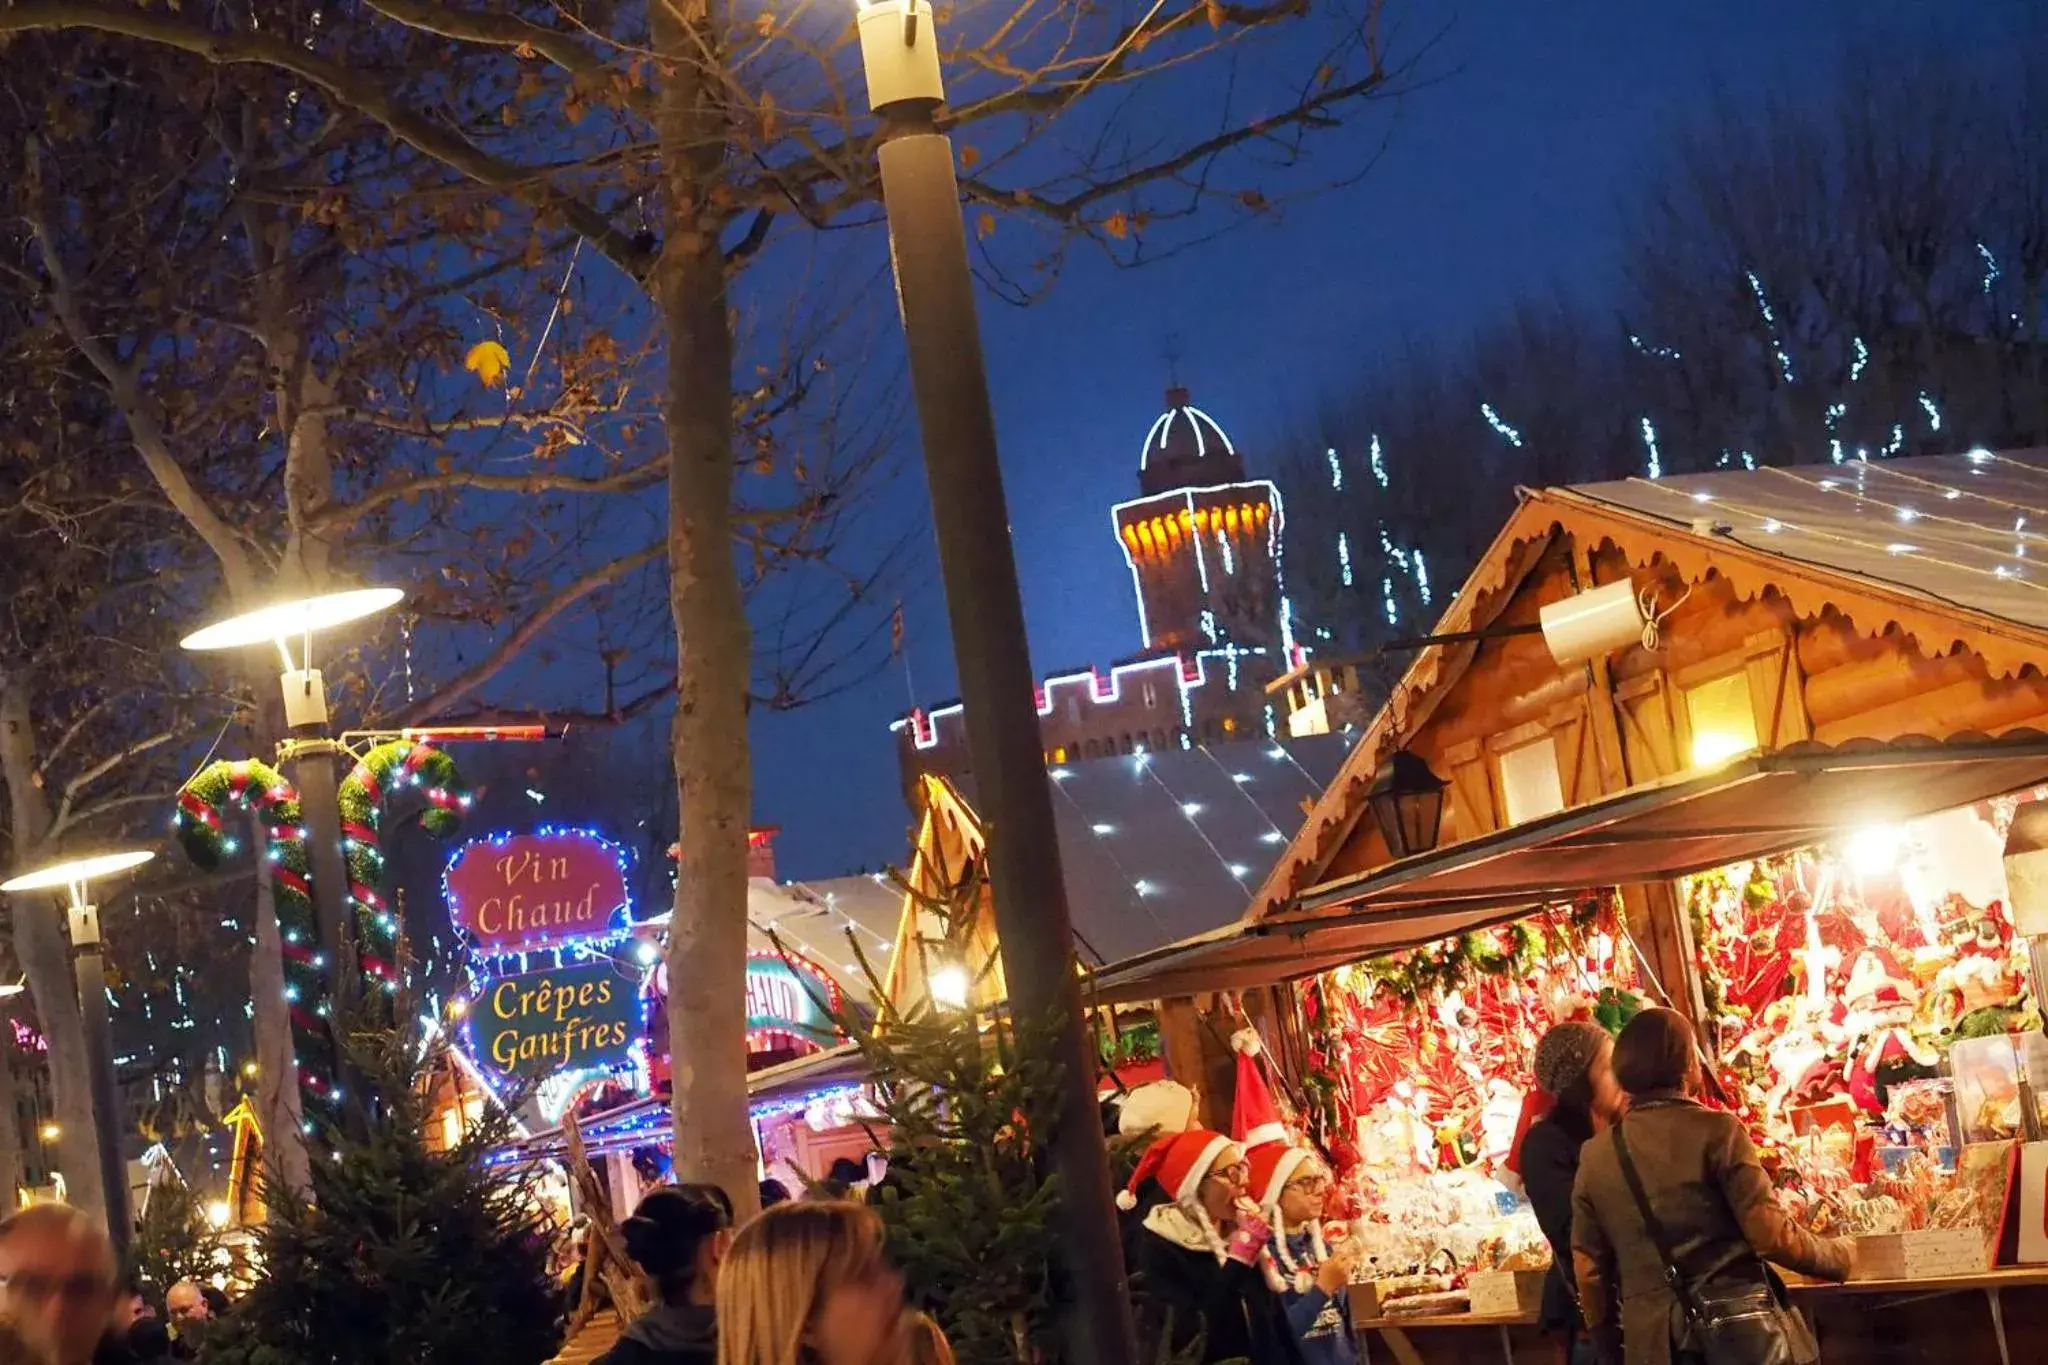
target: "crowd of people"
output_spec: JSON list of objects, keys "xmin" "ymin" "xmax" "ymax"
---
[
  {"xmin": 0, "ymin": 1203, "xmax": 225, "ymax": 1365},
  {"xmin": 591, "ymin": 1183, "xmax": 950, "ymax": 1365},
  {"xmin": 1105, "ymin": 1008, "xmax": 1854, "ymax": 1365},
  {"xmin": 1, "ymin": 1007, "xmax": 1851, "ymax": 1365}
]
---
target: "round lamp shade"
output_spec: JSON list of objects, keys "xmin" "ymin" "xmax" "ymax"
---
[
  {"xmin": 181, "ymin": 587, "xmax": 403, "ymax": 652},
  {"xmin": 1, "ymin": 849, "xmax": 155, "ymax": 893}
]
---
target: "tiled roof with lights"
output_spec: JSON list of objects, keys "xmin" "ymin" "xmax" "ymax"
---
[
  {"xmin": 956, "ymin": 733, "xmax": 1350, "ymax": 966},
  {"xmin": 1564, "ymin": 448, "xmax": 2048, "ymax": 629}
]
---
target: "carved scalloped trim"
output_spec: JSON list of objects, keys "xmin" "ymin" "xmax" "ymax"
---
[
  {"xmin": 1241, "ymin": 501, "xmax": 1566, "ymax": 925},
  {"xmin": 1243, "ymin": 488, "xmax": 2048, "ymax": 928}
]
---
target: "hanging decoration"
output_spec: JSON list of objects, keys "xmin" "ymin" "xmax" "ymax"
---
[
  {"xmin": 338, "ymin": 740, "xmax": 472, "ymax": 998},
  {"xmin": 1355, "ymin": 894, "xmax": 1609, "ymax": 1005},
  {"xmin": 175, "ymin": 741, "xmax": 469, "ymax": 1127},
  {"xmin": 176, "ymin": 759, "xmax": 334, "ymax": 1117}
]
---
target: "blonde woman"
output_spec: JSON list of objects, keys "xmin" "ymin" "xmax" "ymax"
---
[
  {"xmin": 716, "ymin": 1201, "xmax": 908, "ymax": 1365},
  {"xmin": 906, "ymin": 1313, "xmax": 955, "ymax": 1365}
]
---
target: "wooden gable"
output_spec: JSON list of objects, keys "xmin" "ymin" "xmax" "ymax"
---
[{"xmin": 1248, "ymin": 486, "xmax": 2048, "ymax": 924}]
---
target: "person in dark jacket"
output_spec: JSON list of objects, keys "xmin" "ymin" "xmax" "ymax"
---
[
  {"xmin": 1119, "ymin": 1128, "xmax": 1305, "ymax": 1365},
  {"xmin": 596, "ymin": 1183, "xmax": 733, "ymax": 1365},
  {"xmin": 1520, "ymin": 1021, "xmax": 1625, "ymax": 1364},
  {"xmin": 1572, "ymin": 1009, "xmax": 1853, "ymax": 1365}
]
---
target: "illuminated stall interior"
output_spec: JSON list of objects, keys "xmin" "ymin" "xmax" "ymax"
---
[{"xmin": 1088, "ymin": 452, "xmax": 2048, "ymax": 1339}]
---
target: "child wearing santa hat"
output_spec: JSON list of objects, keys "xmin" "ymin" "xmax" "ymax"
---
[
  {"xmin": 1232, "ymin": 1027, "xmax": 1356, "ymax": 1365},
  {"xmin": 1120, "ymin": 1128, "xmax": 1304, "ymax": 1365},
  {"xmin": 1244, "ymin": 1141, "xmax": 1355, "ymax": 1365}
]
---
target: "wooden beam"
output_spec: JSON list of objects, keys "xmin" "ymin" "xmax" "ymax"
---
[{"xmin": 1618, "ymin": 879, "xmax": 1706, "ymax": 1035}]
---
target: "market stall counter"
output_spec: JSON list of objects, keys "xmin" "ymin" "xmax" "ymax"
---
[
  {"xmin": 1348, "ymin": 1303, "xmax": 1545, "ymax": 1365},
  {"xmin": 1787, "ymin": 1266, "xmax": 2048, "ymax": 1365}
]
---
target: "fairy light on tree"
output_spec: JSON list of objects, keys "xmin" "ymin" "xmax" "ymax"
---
[
  {"xmin": 1479, "ymin": 402, "xmax": 1523, "ymax": 448},
  {"xmin": 1979, "ymin": 242, "xmax": 2002, "ymax": 294},
  {"xmin": 1639, "ymin": 416, "xmax": 1664, "ymax": 479},
  {"xmin": 1919, "ymin": 393, "xmax": 1944, "ymax": 432},
  {"xmin": 1746, "ymin": 271, "xmax": 1795, "ymax": 382},
  {"xmin": 1630, "ymin": 333, "xmax": 1681, "ymax": 361}
]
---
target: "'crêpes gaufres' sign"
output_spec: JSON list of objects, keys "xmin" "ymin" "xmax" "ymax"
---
[
  {"xmin": 446, "ymin": 829, "xmax": 629, "ymax": 955},
  {"xmin": 475, "ymin": 960, "xmax": 638, "ymax": 1077}
]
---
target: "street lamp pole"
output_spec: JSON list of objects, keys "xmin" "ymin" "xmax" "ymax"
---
[
  {"xmin": 276, "ymin": 670, "xmax": 357, "ymax": 1022},
  {"xmin": 852, "ymin": 9, "xmax": 1137, "ymax": 1365},
  {"xmin": 183, "ymin": 588, "xmax": 404, "ymax": 1112},
  {"xmin": 2, "ymin": 850, "xmax": 155, "ymax": 1251}
]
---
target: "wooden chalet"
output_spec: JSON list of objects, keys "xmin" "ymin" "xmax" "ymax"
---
[{"xmin": 1092, "ymin": 450, "xmax": 2048, "ymax": 1361}]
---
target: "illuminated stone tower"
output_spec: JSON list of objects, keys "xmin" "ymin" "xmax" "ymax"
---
[
  {"xmin": 1115, "ymin": 386, "xmax": 1288, "ymax": 654},
  {"xmin": 892, "ymin": 382, "xmax": 1299, "ymax": 793}
]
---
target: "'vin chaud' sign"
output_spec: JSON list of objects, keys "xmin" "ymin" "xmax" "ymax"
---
[
  {"xmin": 474, "ymin": 960, "xmax": 638, "ymax": 1077},
  {"xmin": 446, "ymin": 829, "xmax": 630, "ymax": 955}
]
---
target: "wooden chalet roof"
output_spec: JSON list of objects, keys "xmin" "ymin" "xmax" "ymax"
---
[
  {"xmin": 1090, "ymin": 449, "xmax": 2048, "ymax": 998},
  {"xmin": 1235, "ymin": 449, "xmax": 2048, "ymax": 936}
]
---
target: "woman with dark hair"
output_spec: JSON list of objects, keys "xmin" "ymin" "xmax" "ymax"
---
[
  {"xmin": 1519, "ymin": 1021, "xmax": 1624, "ymax": 1364},
  {"xmin": 1570, "ymin": 1009, "xmax": 1853, "ymax": 1365},
  {"xmin": 598, "ymin": 1184, "xmax": 734, "ymax": 1365}
]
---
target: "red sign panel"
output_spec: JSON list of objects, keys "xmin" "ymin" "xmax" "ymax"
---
[{"xmin": 446, "ymin": 829, "xmax": 630, "ymax": 954}]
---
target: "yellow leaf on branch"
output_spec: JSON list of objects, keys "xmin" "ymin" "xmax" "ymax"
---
[
  {"xmin": 464, "ymin": 340, "xmax": 513, "ymax": 388},
  {"xmin": 1103, "ymin": 210, "xmax": 1130, "ymax": 240}
]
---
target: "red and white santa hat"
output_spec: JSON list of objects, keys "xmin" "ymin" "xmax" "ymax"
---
[
  {"xmin": 1117, "ymin": 1128, "xmax": 1234, "ymax": 1211},
  {"xmin": 1231, "ymin": 1027, "xmax": 1287, "ymax": 1149},
  {"xmin": 1245, "ymin": 1140, "xmax": 1316, "ymax": 1211}
]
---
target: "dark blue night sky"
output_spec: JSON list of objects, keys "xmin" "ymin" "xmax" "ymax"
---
[{"xmin": 750, "ymin": 0, "xmax": 2032, "ymax": 880}]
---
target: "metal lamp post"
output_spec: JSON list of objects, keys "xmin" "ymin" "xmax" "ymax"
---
[
  {"xmin": 181, "ymin": 588, "xmax": 402, "ymax": 1027},
  {"xmin": 851, "ymin": 8, "xmax": 1136, "ymax": 1364},
  {"xmin": 1, "ymin": 849, "xmax": 155, "ymax": 1249}
]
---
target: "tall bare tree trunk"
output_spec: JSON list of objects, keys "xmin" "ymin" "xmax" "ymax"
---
[
  {"xmin": 0, "ymin": 1019, "xmax": 23, "ymax": 1206},
  {"xmin": 654, "ymin": 0, "xmax": 760, "ymax": 1221},
  {"xmin": 0, "ymin": 676, "xmax": 110, "ymax": 1221}
]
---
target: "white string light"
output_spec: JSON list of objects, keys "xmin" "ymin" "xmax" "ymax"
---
[
  {"xmin": 1746, "ymin": 271, "xmax": 1795, "ymax": 382},
  {"xmin": 1479, "ymin": 402, "xmax": 1524, "ymax": 448}
]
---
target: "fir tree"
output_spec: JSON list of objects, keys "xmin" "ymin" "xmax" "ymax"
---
[
  {"xmin": 133, "ymin": 1176, "xmax": 225, "ymax": 1299},
  {"xmin": 200, "ymin": 1026, "xmax": 560, "ymax": 1365},
  {"xmin": 817, "ymin": 853, "xmax": 1069, "ymax": 1365}
]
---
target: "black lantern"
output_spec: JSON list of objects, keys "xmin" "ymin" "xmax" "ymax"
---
[{"xmin": 1366, "ymin": 748, "xmax": 1448, "ymax": 859}]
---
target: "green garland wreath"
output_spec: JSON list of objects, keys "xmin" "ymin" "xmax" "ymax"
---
[
  {"xmin": 174, "ymin": 743, "xmax": 469, "ymax": 1126},
  {"xmin": 1362, "ymin": 895, "xmax": 1608, "ymax": 1005}
]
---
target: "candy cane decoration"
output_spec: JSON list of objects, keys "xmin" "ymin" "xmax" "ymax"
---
[
  {"xmin": 175, "ymin": 759, "xmax": 340, "ymax": 1117},
  {"xmin": 338, "ymin": 741, "xmax": 471, "ymax": 1000}
]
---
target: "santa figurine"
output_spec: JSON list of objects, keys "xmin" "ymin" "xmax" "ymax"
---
[{"xmin": 1838, "ymin": 949, "xmax": 1939, "ymax": 1113}]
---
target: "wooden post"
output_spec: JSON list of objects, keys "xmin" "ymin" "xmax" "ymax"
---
[
  {"xmin": 1619, "ymin": 880, "xmax": 1708, "ymax": 1037},
  {"xmin": 1158, "ymin": 995, "xmax": 1235, "ymax": 1131}
]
